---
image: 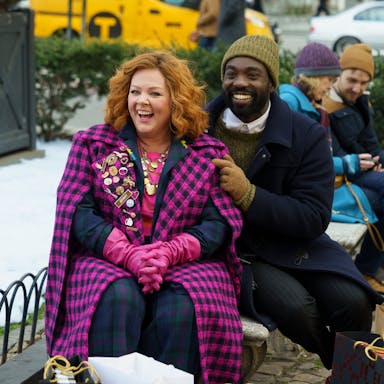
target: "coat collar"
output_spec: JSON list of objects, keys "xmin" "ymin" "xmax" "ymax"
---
[
  {"xmin": 207, "ymin": 92, "xmax": 296, "ymax": 179},
  {"xmin": 279, "ymin": 84, "xmax": 320, "ymax": 119},
  {"xmin": 119, "ymin": 122, "xmax": 194, "ymax": 185}
]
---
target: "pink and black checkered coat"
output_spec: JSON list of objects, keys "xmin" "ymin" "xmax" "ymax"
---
[{"xmin": 45, "ymin": 124, "xmax": 243, "ymax": 384}]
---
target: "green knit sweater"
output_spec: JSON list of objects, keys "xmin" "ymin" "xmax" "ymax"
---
[
  {"xmin": 215, "ymin": 118, "xmax": 262, "ymax": 171},
  {"xmin": 214, "ymin": 117, "xmax": 262, "ymax": 211}
]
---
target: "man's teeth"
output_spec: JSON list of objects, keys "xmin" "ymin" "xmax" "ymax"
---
[{"xmin": 233, "ymin": 94, "xmax": 251, "ymax": 100}]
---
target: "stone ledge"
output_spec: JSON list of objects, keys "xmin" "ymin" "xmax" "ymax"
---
[
  {"xmin": 0, "ymin": 149, "xmax": 45, "ymax": 167},
  {"xmin": 0, "ymin": 337, "xmax": 47, "ymax": 384}
]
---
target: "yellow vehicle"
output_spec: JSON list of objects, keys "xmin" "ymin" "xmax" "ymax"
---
[{"xmin": 29, "ymin": 0, "xmax": 274, "ymax": 48}]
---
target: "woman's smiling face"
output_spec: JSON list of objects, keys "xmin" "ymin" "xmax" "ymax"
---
[
  {"xmin": 128, "ymin": 68, "xmax": 171, "ymax": 141},
  {"xmin": 313, "ymin": 76, "xmax": 336, "ymax": 102}
]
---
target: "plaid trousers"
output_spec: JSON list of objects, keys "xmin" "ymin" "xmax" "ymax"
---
[{"xmin": 88, "ymin": 277, "xmax": 200, "ymax": 375}]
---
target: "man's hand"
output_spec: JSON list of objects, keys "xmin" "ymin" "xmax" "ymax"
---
[
  {"xmin": 212, "ymin": 154, "xmax": 249, "ymax": 201},
  {"xmin": 359, "ymin": 153, "xmax": 382, "ymax": 171}
]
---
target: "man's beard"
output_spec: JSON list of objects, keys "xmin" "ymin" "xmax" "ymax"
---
[{"xmin": 223, "ymin": 88, "xmax": 270, "ymax": 122}]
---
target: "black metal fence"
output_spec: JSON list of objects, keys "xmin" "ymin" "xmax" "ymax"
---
[{"xmin": 0, "ymin": 267, "xmax": 47, "ymax": 365}]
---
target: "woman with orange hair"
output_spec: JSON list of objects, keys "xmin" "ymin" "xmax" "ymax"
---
[{"xmin": 45, "ymin": 51, "xmax": 243, "ymax": 383}]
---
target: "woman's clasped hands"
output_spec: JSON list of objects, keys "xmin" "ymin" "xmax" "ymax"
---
[{"xmin": 103, "ymin": 228, "xmax": 201, "ymax": 294}]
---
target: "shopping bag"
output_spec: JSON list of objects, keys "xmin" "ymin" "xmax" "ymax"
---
[
  {"xmin": 374, "ymin": 304, "xmax": 384, "ymax": 335},
  {"xmin": 328, "ymin": 331, "xmax": 384, "ymax": 384},
  {"xmin": 38, "ymin": 355, "xmax": 101, "ymax": 383},
  {"xmin": 88, "ymin": 352, "xmax": 193, "ymax": 384}
]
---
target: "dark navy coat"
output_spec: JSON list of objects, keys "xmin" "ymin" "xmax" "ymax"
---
[{"xmin": 207, "ymin": 92, "xmax": 383, "ymax": 328}]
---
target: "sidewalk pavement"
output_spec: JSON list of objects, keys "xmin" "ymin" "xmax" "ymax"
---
[{"xmin": 246, "ymin": 331, "xmax": 331, "ymax": 384}]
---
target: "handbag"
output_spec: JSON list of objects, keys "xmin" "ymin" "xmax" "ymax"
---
[
  {"xmin": 39, "ymin": 355, "xmax": 101, "ymax": 384},
  {"xmin": 329, "ymin": 331, "xmax": 384, "ymax": 383},
  {"xmin": 332, "ymin": 176, "xmax": 384, "ymax": 251}
]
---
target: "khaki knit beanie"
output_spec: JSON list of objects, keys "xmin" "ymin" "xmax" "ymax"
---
[
  {"xmin": 339, "ymin": 43, "xmax": 374, "ymax": 80},
  {"xmin": 221, "ymin": 35, "xmax": 279, "ymax": 86}
]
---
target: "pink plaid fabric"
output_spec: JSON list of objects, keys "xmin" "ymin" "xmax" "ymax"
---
[{"xmin": 45, "ymin": 124, "xmax": 243, "ymax": 383}]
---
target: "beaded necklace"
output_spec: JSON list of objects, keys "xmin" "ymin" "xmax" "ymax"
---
[{"xmin": 140, "ymin": 147, "xmax": 169, "ymax": 196}]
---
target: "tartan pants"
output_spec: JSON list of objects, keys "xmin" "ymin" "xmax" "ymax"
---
[{"xmin": 88, "ymin": 277, "xmax": 200, "ymax": 375}]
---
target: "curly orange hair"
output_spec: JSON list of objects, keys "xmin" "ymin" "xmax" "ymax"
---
[{"xmin": 105, "ymin": 51, "xmax": 208, "ymax": 139}]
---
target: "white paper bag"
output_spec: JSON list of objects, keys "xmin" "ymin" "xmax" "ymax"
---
[{"xmin": 88, "ymin": 352, "xmax": 193, "ymax": 384}]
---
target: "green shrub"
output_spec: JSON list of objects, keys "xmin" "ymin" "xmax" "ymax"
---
[
  {"xmin": 35, "ymin": 38, "xmax": 141, "ymax": 141},
  {"xmin": 176, "ymin": 45, "xmax": 226, "ymax": 101},
  {"xmin": 278, "ymin": 48, "xmax": 296, "ymax": 85},
  {"xmin": 371, "ymin": 55, "xmax": 384, "ymax": 146},
  {"xmin": 34, "ymin": 38, "xmax": 384, "ymax": 143},
  {"xmin": 34, "ymin": 38, "xmax": 226, "ymax": 140}
]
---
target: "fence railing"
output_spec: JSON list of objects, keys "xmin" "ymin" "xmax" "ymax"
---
[{"xmin": 0, "ymin": 267, "xmax": 47, "ymax": 365}]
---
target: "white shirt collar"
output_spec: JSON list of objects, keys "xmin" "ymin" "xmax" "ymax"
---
[
  {"xmin": 329, "ymin": 87, "xmax": 343, "ymax": 103},
  {"xmin": 222, "ymin": 101, "xmax": 271, "ymax": 134}
]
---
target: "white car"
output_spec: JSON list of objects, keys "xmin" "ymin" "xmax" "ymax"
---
[{"xmin": 308, "ymin": 1, "xmax": 384, "ymax": 56}]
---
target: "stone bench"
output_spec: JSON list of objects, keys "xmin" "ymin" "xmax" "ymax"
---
[
  {"xmin": 325, "ymin": 221, "xmax": 367, "ymax": 258},
  {"xmin": 241, "ymin": 316, "xmax": 269, "ymax": 380}
]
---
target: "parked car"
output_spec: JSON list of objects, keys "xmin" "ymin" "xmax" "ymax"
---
[
  {"xmin": 308, "ymin": 1, "xmax": 384, "ymax": 56},
  {"xmin": 27, "ymin": 0, "xmax": 276, "ymax": 49}
]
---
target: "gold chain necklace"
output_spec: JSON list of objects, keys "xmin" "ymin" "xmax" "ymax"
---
[{"xmin": 140, "ymin": 147, "xmax": 168, "ymax": 196}]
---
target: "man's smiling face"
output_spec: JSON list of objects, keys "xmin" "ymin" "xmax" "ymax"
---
[{"xmin": 222, "ymin": 56, "xmax": 274, "ymax": 123}]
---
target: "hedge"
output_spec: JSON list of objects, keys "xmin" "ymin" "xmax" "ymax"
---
[{"xmin": 34, "ymin": 37, "xmax": 384, "ymax": 145}]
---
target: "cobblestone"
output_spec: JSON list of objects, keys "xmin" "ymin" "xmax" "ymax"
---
[{"xmin": 246, "ymin": 331, "xmax": 331, "ymax": 384}]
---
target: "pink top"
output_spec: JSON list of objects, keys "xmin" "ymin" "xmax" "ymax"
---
[{"xmin": 141, "ymin": 151, "xmax": 165, "ymax": 236}]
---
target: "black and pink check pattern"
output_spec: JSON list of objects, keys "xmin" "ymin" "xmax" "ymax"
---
[{"xmin": 45, "ymin": 124, "xmax": 243, "ymax": 383}]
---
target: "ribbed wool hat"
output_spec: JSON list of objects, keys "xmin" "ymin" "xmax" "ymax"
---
[
  {"xmin": 339, "ymin": 43, "xmax": 374, "ymax": 80},
  {"xmin": 294, "ymin": 42, "xmax": 340, "ymax": 77},
  {"xmin": 221, "ymin": 35, "xmax": 279, "ymax": 86}
]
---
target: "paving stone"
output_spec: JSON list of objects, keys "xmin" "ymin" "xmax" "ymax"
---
[
  {"xmin": 293, "ymin": 373, "xmax": 326, "ymax": 381},
  {"xmin": 298, "ymin": 361, "xmax": 319, "ymax": 370},
  {"xmin": 246, "ymin": 373, "xmax": 276, "ymax": 384},
  {"xmin": 254, "ymin": 363, "xmax": 282, "ymax": 376},
  {"xmin": 246, "ymin": 334, "xmax": 331, "ymax": 384},
  {"xmin": 288, "ymin": 381, "xmax": 313, "ymax": 384}
]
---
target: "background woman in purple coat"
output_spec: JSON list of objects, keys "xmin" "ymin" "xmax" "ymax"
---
[{"xmin": 45, "ymin": 51, "xmax": 243, "ymax": 384}]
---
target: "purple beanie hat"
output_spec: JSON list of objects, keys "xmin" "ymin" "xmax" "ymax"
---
[{"xmin": 294, "ymin": 42, "xmax": 340, "ymax": 77}]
